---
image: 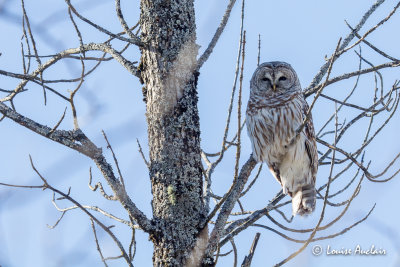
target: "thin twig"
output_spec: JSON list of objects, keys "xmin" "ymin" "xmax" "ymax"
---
[
  {"xmin": 47, "ymin": 107, "xmax": 67, "ymax": 137},
  {"xmin": 136, "ymin": 138, "xmax": 150, "ymax": 167},
  {"xmin": 257, "ymin": 34, "xmax": 261, "ymax": 66},
  {"xmin": 197, "ymin": 0, "xmax": 237, "ymax": 70},
  {"xmin": 288, "ymin": 38, "xmax": 341, "ymax": 151},
  {"xmin": 102, "ymin": 130, "xmax": 126, "ymax": 189},
  {"xmin": 29, "ymin": 155, "xmax": 133, "ymax": 266},
  {"xmin": 241, "ymin": 233, "xmax": 260, "ymax": 267},
  {"xmin": 306, "ymin": 0, "xmax": 385, "ymax": 90},
  {"xmin": 240, "ymin": 164, "xmax": 262, "ymax": 197},
  {"xmin": 115, "ymin": 0, "xmax": 137, "ymax": 40},
  {"xmin": 234, "ymin": 30, "xmax": 246, "ymax": 180},
  {"xmin": 21, "ymin": 0, "xmax": 46, "ymax": 104},
  {"xmin": 1, "ymin": 42, "xmax": 139, "ymax": 103},
  {"xmin": 205, "ymin": 0, "xmax": 246, "ymax": 218},
  {"xmin": 91, "ymin": 218, "xmax": 109, "ymax": 267},
  {"xmin": 70, "ymin": 57, "xmax": 85, "ymax": 130},
  {"xmin": 68, "ymin": 6, "xmax": 84, "ymax": 55},
  {"xmin": 345, "ymin": 21, "xmax": 399, "ymax": 62},
  {"xmin": 89, "ymin": 167, "xmax": 118, "ymax": 201},
  {"xmin": 231, "ymin": 238, "xmax": 238, "ymax": 267},
  {"xmin": 128, "ymin": 216, "xmax": 137, "ymax": 261},
  {"xmin": 205, "ymin": 154, "xmax": 257, "ymax": 257},
  {"xmin": 65, "ymin": 0, "xmax": 142, "ymax": 46}
]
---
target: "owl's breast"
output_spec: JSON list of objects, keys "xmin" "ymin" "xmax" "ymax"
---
[{"xmin": 246, "ymin": 98, "xmax": 304, "ymax": 163}]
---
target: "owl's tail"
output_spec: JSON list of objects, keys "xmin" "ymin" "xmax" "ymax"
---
[{"xmin": 291, "ymin": 184, "xmax": 316, "ymax": 216}]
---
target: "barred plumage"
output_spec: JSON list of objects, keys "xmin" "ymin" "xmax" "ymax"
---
[{"xmin": 246, "ymin": 62, "xmax": 318, "ymax": 216}]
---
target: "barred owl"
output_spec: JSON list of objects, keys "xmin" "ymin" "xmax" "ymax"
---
[{"xmin": 246, "ymin": 61, "xmax": 318, "ymax": 216}]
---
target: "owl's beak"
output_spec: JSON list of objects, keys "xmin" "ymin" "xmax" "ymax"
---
[{"xmin": 272, "ymin": 83, "xmax": 277, "ymax": 91}]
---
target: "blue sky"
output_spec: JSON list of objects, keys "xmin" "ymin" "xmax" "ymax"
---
[{"xmin": 1, "ymin": 0, "xmax": 400, "ymax": 266}]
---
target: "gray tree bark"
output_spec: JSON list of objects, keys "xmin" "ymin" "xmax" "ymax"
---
[{"xmin": 139, "ymin": 0, "xmax": 208, "ymax": 265}]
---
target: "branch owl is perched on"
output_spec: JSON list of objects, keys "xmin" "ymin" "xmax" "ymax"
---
[{"xmin": 246, "ymin": 61, "xmax": 318, "ymax": 216}]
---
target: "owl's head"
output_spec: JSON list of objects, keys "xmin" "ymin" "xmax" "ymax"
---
[{"xmin": 250, "ymin": 61, "xmax": 301, "ymax": 97}]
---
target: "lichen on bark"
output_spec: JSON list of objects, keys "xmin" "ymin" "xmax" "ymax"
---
[{"xmin": 139, "ymin": 0, "xmax": 207, "ymax": 265}]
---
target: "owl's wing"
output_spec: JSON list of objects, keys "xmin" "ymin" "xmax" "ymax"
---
[{"xmin": 302, "ymin": 100, "xmax": 318, "ymax": 184}]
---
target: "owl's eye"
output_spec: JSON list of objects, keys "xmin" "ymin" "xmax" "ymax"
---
[
  {"xmin": 262, "ymin": 77, "xmax": 271, "ymax": 82},
  {"xmin": 279, "ymin": 76, "xmax": 287, "ymax": 81}
]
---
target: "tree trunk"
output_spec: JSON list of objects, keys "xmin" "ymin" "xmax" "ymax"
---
[{"xmin": 139, "ymin": 0, "xmax": 207, "ymax": 266}]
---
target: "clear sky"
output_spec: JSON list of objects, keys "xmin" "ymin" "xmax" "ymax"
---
[{"xmin": 1, "ymin": 0, "xmax": 400, "ymax": 266}]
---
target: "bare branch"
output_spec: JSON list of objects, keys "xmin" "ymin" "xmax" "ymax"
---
[
  {"xmin": 65, "ymin": 0, "xmax": 142, "ymax": 46},
  {"xmin": 89, "ymin": 167, "xmax": 118, "ymax": 201},
  {"xmin": 47, "ymin": 107, "xmax": 67, "ymax": 137},
  {"xmin": 21, "ymin": 12, "xmax": 32, "ymax": 74},
  {"xmin": 257, "ymin": 34, "xmax": 261, "ymax": 66},
  {"xmin": 68, "ymin": 6, "xmax": 84, "ymax": 55},
  {"xmin": 205, "ymin": 155, "xmax": 257, "ymax": 257},
  {"xmin": 0, "ymin": 182, "xmax": 43, "ymax": 189},
  {"xmin": 307, "ymin": 0, "xmax": 385, "ymax": 90},
  {"xmin": 51, "ymin": 194, "xmax": 135, "ymax": 228},
  {"xmin": 240, "ymin": 164, "xmax": 262, "ymax": 198},
  {"xmin": 214, "ymin": 249, "xmax": 233, "ymax": 258},
  {"xmin": 317, "ymin": 136, "xmax": 400, "ymax": 183},
  {"xmin": 21, "ymin": 0, "xmax": 46, "ymax": 104},
  {"xmin": 102, "ymin": 130, "xmax": 126, "ymax": 189},
  {"xmin": 0, "ymin": 103, "xmax": 154, "ymax": 233},
  {"xmin": 1, "ymin": 42, "xmax": 139, "ymax": 103},
  {"xmin": 203, "ymin": 122, "xmax": 245, "ymax": 157},
  {"xmin": 136, "ymin": 138, "xmax": 150, "ymax": 167},
  {"xmin": 267, "ymin": 166, "xmax": 365, "ymax": 235},
  {"xmin": 47, "ymin": 210, "xmax": 67, "ymax": 229},
  {"xmin": 70, "ymin": 58, "xmax": 85, "ymax": 130},
  {"xmin": 197, "ymin": 0, "xmax": 237, "ymax": 70},
  {"xmin": 345, "ymin": 22, "xmax": 399, "ymax": 62},
  {"xmin": 128, "ymin": 218, "xmax": 137, "ymax": 261},
  {"xmin": 203, "ymin": 0, "xmax": 246, "ymax": 214},
  {"xmin": 340, "ymin": 1, "xmax": 400, "ymax": 55},
  {"xmin": 231, "ymin": 239, "xmax": 238, "ymax": 267},
  {"xmin": 29, "ymin": 156, "xmax": 133, "ymax": 266},
  {"xmin": 234, "ymin": 30, "xmax": 246, "ymax": 181},
  {"xmin": 91, "ymin": 218, "xmax": 109, "ymax": 267},
  {"xmin": 219, "ymin": 191, "xmax": 285, "ymax": 247},
  {"xmin": 115, "ymin": 0, "xmax": 138, "ymax": 40},
  {"xmin": 319, "ymin": 82, "xmax": 399, "ymax": 164},
  {"xmin": 252, "ymin": 204, "xmax": 375, "ymax": 244},
  {"xmin": 241, "ymin": 232, "xmax": 260, "ymax": 267},
  {"xmin": 305, "ymin": 61, "xmax": 400, "ymax": 97},
  {"xmin": 319, "ymin": 93, "xmax": 378, "ymax": 113}
]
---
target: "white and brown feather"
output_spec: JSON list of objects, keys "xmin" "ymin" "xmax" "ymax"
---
[{"xmin": 246, "ymin": 62, "xmax": 318, "ymax": 216}]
